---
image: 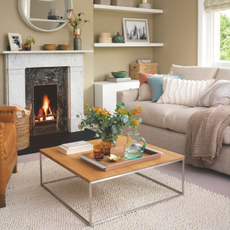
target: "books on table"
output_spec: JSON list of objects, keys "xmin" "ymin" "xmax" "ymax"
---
[{"xmin": 57, "ymin": 141, "xmax": 93, "ymax": 155}]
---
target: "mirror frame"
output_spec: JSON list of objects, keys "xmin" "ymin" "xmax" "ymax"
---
[{"xmin": 18, "ymin": 0, "xmax": 73, "ymax": 32}]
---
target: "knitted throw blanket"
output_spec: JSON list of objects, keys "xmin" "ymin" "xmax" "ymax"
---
[{"xmin": 185, "ymin": 105, "xmax": 230, "ymax": 167}]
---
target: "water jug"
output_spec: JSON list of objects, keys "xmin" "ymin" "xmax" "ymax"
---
[{"xmin": 124, "ymin": 132, "xmax": 146, "ymax": 159}]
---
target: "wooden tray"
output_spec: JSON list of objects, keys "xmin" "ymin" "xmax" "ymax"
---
[{"xmin": 78, "ymin": 146, "xmax": 164, "ymax": 171}]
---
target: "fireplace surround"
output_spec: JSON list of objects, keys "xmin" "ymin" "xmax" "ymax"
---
[{"xmin": 3, "ymin": 50, "xmax": 93, "ymax": 133}]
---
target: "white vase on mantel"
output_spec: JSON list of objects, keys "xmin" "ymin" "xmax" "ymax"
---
[{"xmin": 139, "ymin": 0, "xmax": 151, "ymax": 9}]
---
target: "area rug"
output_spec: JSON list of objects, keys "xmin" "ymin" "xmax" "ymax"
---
[{"xmin": 1, "ymin": 159, "xmax": 230, "ymax": 230}]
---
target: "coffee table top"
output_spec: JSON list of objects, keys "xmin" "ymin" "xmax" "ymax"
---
[{"xmin": 40, "ymin": 136, "xmax": 184, "ymax": 183}]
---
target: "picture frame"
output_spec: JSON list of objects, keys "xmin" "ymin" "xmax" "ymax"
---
[
  {"xmin": 8, "ymin": 33, "xmax": 23, "ymax": 51},
  {"xmin": 122, "ymin": 18, "xmax": 149, "ymax": 43}
]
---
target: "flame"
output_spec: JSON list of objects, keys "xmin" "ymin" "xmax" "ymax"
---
[{"xmin": 37, "ymin": 94, "xmax": 55, "ymax": 121}]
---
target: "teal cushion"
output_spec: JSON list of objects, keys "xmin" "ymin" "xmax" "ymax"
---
[{"xmin": 147, "ymin": 75, "xmax": 183, "ymax": 102}]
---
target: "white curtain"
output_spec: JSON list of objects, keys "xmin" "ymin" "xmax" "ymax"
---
[{"xmin": 204, "ymin": 0, "xmax": 230, "ymax": 11}]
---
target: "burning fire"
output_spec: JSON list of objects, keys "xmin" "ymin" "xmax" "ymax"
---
[{"xmin": 37, "ymin": 94, "xmax": 55, "ymax": 122}]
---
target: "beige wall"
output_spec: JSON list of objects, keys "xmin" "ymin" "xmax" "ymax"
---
[
  {"xmin": 0, "ymin": 0, "xmax": 93, "ymax": 106},
  {"xmin": 0, "ymin": 0, "xmax": 197, "ymax": 107},
  {"xmin": 94, "ymin": 0, "xmax": 198, "ymax": 79}
]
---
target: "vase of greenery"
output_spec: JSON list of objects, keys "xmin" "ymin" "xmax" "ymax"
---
[
  {"xmin": 77, "ymin": 102, "xmax": 143, "ymax": 146},
  {"xmin": 24, "ymin": 36, "xmax": 35, "ymax": 51}
]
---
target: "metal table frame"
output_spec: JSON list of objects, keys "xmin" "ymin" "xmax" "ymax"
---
[{"xmin": 40, "ymin": 153, "xmax": 185, "ymax": 227}]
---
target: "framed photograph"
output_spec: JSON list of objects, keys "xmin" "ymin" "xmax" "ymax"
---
[
  {"xmin": 122, "ymin": 18, "xmax": 149, "ymax": 43},
  {"xmin": 8, "ymin": 33, "xmax": 23, "ymax": 51}
]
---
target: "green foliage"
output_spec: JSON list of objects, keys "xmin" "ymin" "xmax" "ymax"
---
[
  {"xmin": 220, "ymin": 13, "xmax": 230, "ymax": 60},
  {"xmin": 26, "ymin": 36, "xmax": 35, "ymax": 45},
  {"xmin": 77, "ymin": 103, "xmax": 143, "ymax": 142}
]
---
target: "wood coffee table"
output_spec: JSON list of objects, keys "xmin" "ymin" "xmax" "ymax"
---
[{"xmin": 40, "ymin": 136, "xmax": 185, "ymax": 227}]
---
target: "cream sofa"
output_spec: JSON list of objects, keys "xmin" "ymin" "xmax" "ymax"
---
[{"xmin": 117, "ymin": 65, "xmax": 230, "ymax": 176}]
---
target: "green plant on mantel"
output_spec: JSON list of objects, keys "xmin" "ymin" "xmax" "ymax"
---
[{"xmin": 26, "ymin": 36, "xmax": 35, "ymax": 45}]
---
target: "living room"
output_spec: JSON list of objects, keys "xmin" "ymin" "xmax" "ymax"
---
[{"xmin": 0, "ymin": 0, "xmax": 230, "ymax": 229}]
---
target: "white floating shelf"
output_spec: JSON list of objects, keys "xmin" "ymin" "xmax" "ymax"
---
[
  {"xmin": 2, "ymin": 50, "xmax": 94, "ymax": 54},
  {"xmin": 29, "ymin": 18, "xmax": 66, "ymax": 23},
  {"xmin": 94, "ymin": 43, "xmax": 164, "ymax": 48},
  {"xmin": 93, "ymin": 4, "xmax": 163, "ymax": 14}
]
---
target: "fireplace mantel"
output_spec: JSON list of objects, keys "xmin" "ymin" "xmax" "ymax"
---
[{"xmin": 3, "ymin": 50, "xmax": 93, "ymax": 132}]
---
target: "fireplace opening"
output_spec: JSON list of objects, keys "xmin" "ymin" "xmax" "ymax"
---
[{"xmin": 34, "ymin": 85, "xmax": 57, "ymax": 126}]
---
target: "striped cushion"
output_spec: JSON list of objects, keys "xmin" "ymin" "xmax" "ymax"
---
[{"xmin": 157, "ymin": 78, "xmax": 215, "ymax": 107}]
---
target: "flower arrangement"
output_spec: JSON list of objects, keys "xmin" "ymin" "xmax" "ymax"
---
[
  {"xmin": 67, "ymin": 9, "xmax": 89, "ymax": 29},
  {"xmin": 26, "ymin": 36, "xmax": 35, "ymax": 45},
  {"xmin": 77, "ymin": 102, "xmax": 143, "ymax": 143}
]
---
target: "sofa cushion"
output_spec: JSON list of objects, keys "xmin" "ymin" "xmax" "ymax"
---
[
  {"xmin": 215, "ymin": 67, "xmax": 230, "ymax": 82},
  {"xmin": 200, "ymin": 80, "xmax": 230, "ymax": 107},
  {"xmin": 3, "ymin": 122, "xmax": 16, "ymax": 158},
  {"xmin": 157, "ymin": 78, "xmax": 215, "ymax": 107},
  {"xmin": 137, "ymin": 84, "xmax": 152, "ymax": 101},
  {"xmin": 147, "ymin": 74, "xmax": 183, "ymax": 102},
  {"xmin": 169, "ymin": 64, "xmax": 219, "ymax": 80}
]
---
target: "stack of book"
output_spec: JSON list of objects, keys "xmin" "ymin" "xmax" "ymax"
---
[{"xmin": 57, "ymin": 141, "xmax": 93, "ymax": 155}]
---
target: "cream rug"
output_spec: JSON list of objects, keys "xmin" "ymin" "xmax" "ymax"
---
[{"xmin": 1, "ymin": 159, "xmax": 230, "ymax": 230}]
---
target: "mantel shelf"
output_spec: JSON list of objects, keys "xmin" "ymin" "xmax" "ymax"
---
[
  {"xmin": 94, "ymin": 43, "xmax": 164, "ymax": 48},
  {"xmin": 2, "ymin": 50, "xmax": 94, "ymax": 54},
  {"xmin": 93, "ymin": 4, "xmax": 163, "ymax": 14}
]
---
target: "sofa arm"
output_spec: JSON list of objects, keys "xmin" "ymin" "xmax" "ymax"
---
[
  {"xmin": 0, "ymin": 106, "xmax": 17, "ymax": 126},
  {"xmin": 117, "ymin": 88, "xmax": 139, "ymax": 105}
]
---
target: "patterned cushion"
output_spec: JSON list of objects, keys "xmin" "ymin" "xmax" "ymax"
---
[
  {"xmin": 200, "ymin": 80, "xmax": 230, "ymax": 107},
  {"xmin": 157, "ymin": 78, "xmax": 215, "ymax": 107}
]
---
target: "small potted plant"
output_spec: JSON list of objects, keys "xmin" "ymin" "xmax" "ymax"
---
[{"xmin": 24, "ymin": 36, "xmax": 35, "ymax": 51}]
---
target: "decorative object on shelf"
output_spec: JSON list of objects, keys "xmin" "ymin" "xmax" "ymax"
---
[
  {"xmin": 58, "ymin": 44, "xmax": 70, "ymax": 50},
  {"xmin": 112, "ymin": 32, "xmax": 124, "ymax": 43},
  {"xmin": 94, "ymin": 0, "xmax": 111, "ymax": 5},
  {"xmin": 8, "ymin": 33, "xmax": 23, "ymax": 51},
  {"xmin": 23, "ymin": 35, "xmax": 35, "ymax": 51},
  {"xmin": 111, "ymin": 0, "xmax": 133, "ymax": 7},
  {"xmin": 124, "ymin": 131, "xmax": 146, "ymax": 159},
  {"xmin": 130, "ymin": 62, "xmax": 158, "ymax": 79},
  {"xmin": 99, "ymin": 33, "xmax": 112, "ymax": 43},
  {"xmin": 47, "ymin": 8, "xmax": 59, "ymax": 20},
  {"xmin": 43, "ymin": 44, "xmax": 56, "ymax": 50},
  {"xmin": 137, "ymin": 59, "xmax": 151, "ymax": 63},
  {"xmin": 111, "ymin": 71, "xmax": 128, "ymax": 78},
  {"xmin": 107, "ymin": 77, "xmax": 131, "ymax": 82},
  {"xmin": 67, "ymin": 9, "xmax": 89, "ymax": 50},
  {"xmin": 139, "ymin": 0, "xmax": 151, "ymax": 9},
  {"xmin": 122, "ymin": 18, "xmax": 149, "ymax": 43},
  {"xmin": 73, "ymin": 29, "xmax": 82, "ymax": 50},
  {"xmin": 77, "ymin": 102, "xmax": 143, "ymax": 147}
]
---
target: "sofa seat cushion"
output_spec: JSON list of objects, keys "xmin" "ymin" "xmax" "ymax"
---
[
  {"xmin": 3, "ymin": 122, "xmax": 16, "ymax": 158},
  {"xmin": 125, "ymin": 101, "xmax": 230, "ymax": 145}
]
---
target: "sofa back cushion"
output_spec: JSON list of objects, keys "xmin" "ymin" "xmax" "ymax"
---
[
  {"xmin": 169, "ymin": 64, "xmax": 219, "ymax": 80},
  {"xmin": 157, "ymin": 78, "xmax": 215, "ymax": 107},
  {"xmin": 215, "ymin": 67, "xmax": 230, "ymax": 82}
]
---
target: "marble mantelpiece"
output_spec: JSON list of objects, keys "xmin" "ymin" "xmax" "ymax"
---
[{"xmin": 3, "ymin": 50, "xmax": 93, "ymax": 132}]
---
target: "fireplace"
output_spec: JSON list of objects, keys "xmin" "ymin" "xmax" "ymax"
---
[
  {"xmin": 4, "ymin": 51, "xmax": 88, "ymax": 133},
  {"xmin": 26, "ymin": 67, "xmax": 68, "ymax": 136}
]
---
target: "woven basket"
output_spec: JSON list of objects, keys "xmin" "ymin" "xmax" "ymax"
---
[
  {"xmin": 129, "ymin": 63, "xmax": 158, "ymax": 79},
  {"xmin": 111, "ymin": 0, "xmax": 133, "ymax": 7},
  {"xmin": 15, "ymin": 105, "xmax": 31, "ymax": 151},
  {"xmin": 95, "ymin": 0, "xmax": 111, "ymax": 5}
]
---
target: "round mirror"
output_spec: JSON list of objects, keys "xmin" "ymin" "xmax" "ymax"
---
[{"xmin": 18, "ymin": 0, "xmax": 73, "ymax": 32}]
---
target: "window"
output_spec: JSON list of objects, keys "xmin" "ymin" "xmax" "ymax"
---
[{"xmin": 198, "ymin": 1, "xmax": 230, "ymax": 67}]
